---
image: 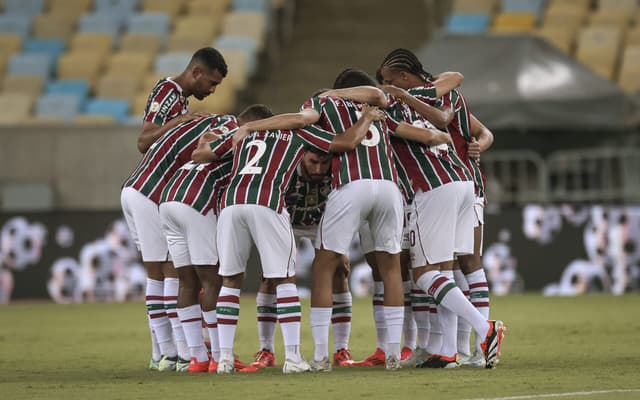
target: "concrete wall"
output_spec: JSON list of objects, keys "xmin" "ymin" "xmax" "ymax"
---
[{"xmin": 0, "ymin": 126, "xmax": 143, "ymax": 210}]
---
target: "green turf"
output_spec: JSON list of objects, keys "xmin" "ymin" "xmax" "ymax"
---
[{"xmin": 1, "ymin": 294, "xmax": 640, "ymax": 400}]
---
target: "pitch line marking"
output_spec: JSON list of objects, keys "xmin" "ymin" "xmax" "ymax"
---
[{"xmin": 464, "ymin": 389, "xmax": 640, "ymax": 400}]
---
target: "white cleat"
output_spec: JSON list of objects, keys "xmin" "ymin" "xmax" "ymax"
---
[
  {"xmin": 400, "ymin": 347, "xmax": 430, "ymax": 367},
  {"xmin": 216, "ymin": 355, "xmax": 235, "ymax": 374},
  {"xmin": 308, "ymin": 357, "xmax": 332, "ymax": 372},
  {"xmin": 385, "ymin": 355, "xmax": 401, "ymax": 371},
  {"xmin": 282, "ymin": 358, "xmax": 311, "ymax": 374}
]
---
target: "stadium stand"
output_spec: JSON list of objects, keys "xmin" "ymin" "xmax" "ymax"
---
[
  {"xmin": 35, "ymin": 93, "xmax": 83, "ymax": 122},
  {"xmin": 83, "ymin": 98, "xmax": 130, "ymax": 123},
  {"xmin": 2, "ymin": 75, "xmax": 44, "ymax": 97}
]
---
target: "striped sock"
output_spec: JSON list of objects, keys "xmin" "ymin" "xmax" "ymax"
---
[
  {"xmin": 332, "ymin": 292, "xmax": 352, "ymax": 352},
  {"xmin": 466, "ymin": 269, "xmax": 490, "ymax": 352},
  {"xmin": 454, "ymin": 269, "xmax": 472, "ymax": 356},
  {"xmin": 164, "ymin": 278, "xmax": 187, "ymax": 360},
  {"xmin": 216, "ymin": 286, "xmax": 240, "ymax": 361},
  {"xmin": 177, "ymin": 304, "xmax": 208, "ymax": 362},
  {"xmin": 146, "ymin": 278, "xmax": 176, "ymax": 357},
  {"xmin": 438, "ymin": 270, "xmax": 458, "ymax": 358},
  {"xmin": 277, "ymin": 283, "xmax": 302, "ymax": 362},
  {"xmin": 372, "ymin": 281, "xmax": 386, "ymax": 349},
  {"xmin": 201, "ymin": 310, "xmax": 219, "ymax": 361},
  {"xmin": 402, "ymin": 280, "xmax": 416, "ymax": 350},
  {"xmin": 416, "ymin": 270, "xmax": 489, "ymax": 342},
  {"xmin": 256, "ymin": 292, "xmax": 277, "ymax": 351},
  {"xmin": 411, "ymin": 285, "xmax": 430, "ymax": 349}
]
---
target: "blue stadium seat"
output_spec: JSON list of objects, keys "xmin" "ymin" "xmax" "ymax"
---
[
  {"xmin": 214, "ymin": 35, "xmax": 259, "ymax": 74},
  {"xmin": 23, "ymin": 39, "xmax": 66, "ymax": 64},
  {"xmin": 8, "ymin": 53, "xmax": 54, "ymax": 78},
  {"xmin": 154, "ymin": 52, "xmax": 191, "ymax": 74},
  {"xmin": 232, "ymin": 0, "xmax": 269, "ymax": 13},
  {"xmin": 94, "ymin": 0, "xmax": 139, "ymax": 16},
  {"xmin": 501, "ymin": 0, "xmax": 546, "ymax": 16},
  {"xmin": 36, "ymin": 93, "xmax": 83, "ymax": 121},
  {"xmin": 84, "ymin": 98, "xmax": 130, "ymax": 123},
  {"xmin": 0, "ymin": 15, "xmax": 32, "ymax": 39},
  {"xmin": 3, "ymin": 0, "xmax": 45, "ymax": 17},
  {"xmin": 126, "ymin": 12, "xmax": 170, "ymax": 41},
  {"xmin": 46, "ymin": 80, "xmax": 90, "ymax": 103},
  {"xmin": 445, "ymin": 13, "xmax": 491, "ymax": 34},
  {"xmin": 79, "ymin": 13, "xmax": 124, "ymax": 38}
]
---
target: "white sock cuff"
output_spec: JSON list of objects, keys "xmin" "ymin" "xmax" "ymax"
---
[
  {"xmin": 332, "ymin": 292, "xmax": 352, "ymax": 304},
  {"xmin": 415, "ymin": 270, "xmax": 439, "ymax": 292},
  {"xmin": 310, "ymin": 307, "xmax": 332, "ymax": 327},
  {"xmin": 178, "ymin": 304, "xmax": 201, "ymax": 320},
  {"xmin": 276, "ymin": 283, "xmax": 298, "ymax": 297},
  {"xmin": 219, "ymin": 286, "xmax": 241, "ymax": 297},
  {"xmin": 441, "ymin": 270, "xmax": 454, "ymax": 279},
  {"xmin": 465, "ymin": 269, "xmax": 487, "ymax": 284},
  {"xmin": 146, "ymin": 278, "xmax": 163, "ymax": 294},
  {"xmin": 373, "ymin": 281, "xmax": 384, "ymax": 294},
  {"xmin": 402, "ymin": 280, "xmax": 412, "ymax": 293},
  {"xmin": 256, "ymin": 292, "xmax": 276, "ymax": 306}
]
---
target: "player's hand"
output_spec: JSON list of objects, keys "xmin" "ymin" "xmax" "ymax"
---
[
  {"xmin": 178, "ymin": 111, "xmax": 210, "ymax": 124},
  {"xmin": 232, "ymin": 126, "xmax": 251, "ymax": 147},
  {"xmin": 360, "ymin": 104, "xmax": 385, "ymax": 122},
  {"xmin": 199, "ymin": 131, "xmax": 220, "ymax": 144},
  {"xmin": 379, "ymin": 84, "xmax": 408, "ymax": 102},
  {"xmin": 468, "ymin": 137, "xmax": 481, "ymax": 161}
]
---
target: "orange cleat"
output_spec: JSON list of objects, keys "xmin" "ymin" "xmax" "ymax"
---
[
  {"xmin": 352, "ymin": 347, "xmax": 385, "ymax": 366},
  {"xmin": 251, "ymin": 348, "xmax": 277, "ymax": 368},
  {"xmin": 401, "ymin": 346, "xmax": 413, "ymax": 361},
  {"xmin": 207, "ymin": 359, "xmax": 218, "ymax": 373},
  {"xmin": 188, "ymin": 357, "xmax": 210, "ymax": 374},
  {"xmin": 332, "ymin": 348, "xmax": 356, "ymax": 366}
]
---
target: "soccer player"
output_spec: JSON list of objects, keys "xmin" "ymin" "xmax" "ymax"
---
[
  {"xmin": 376, "ymin": 48, "xmax": 505, "ymax": 369},
  {"xmin": 251, "ymin": 148, "xmax": 356, "ymax": 369},
  {"xmin": 122, "ymin": 112, "xmax": 225, "ymax": 371},
  {"xmin": 193, "ymin": 101, "xmax": 386, "ymax": 374},
  {"xmin": 137, "ymin": 47, "xmax": 228, "ymax": 154}
]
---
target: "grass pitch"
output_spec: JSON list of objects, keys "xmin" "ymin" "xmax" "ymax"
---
[{"xmin": 2, "ymin": 294, "xmax": 640, "ymax": 400}]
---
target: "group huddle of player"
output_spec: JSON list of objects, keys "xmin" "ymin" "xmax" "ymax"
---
[{"xmin": 120, "ymin": 46, "xmax": 506, "ymax": 375}]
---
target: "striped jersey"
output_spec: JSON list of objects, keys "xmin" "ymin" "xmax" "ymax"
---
[
  {"xmin": 386, "ymin": 85, "xmax": 472, "ymax": 193},
  {"xmin": 159, "ymin": 116, "xmax": 238, "ymax": 215},
  {"xmin": 285, "ymin": 165, "xmax": 332, "ymax": 227},
  {"xmin": 143, "ymin": 78, "xmax": 188, "ymax": 126},
  {"xmin": 441, "ymin": 89, "xmax": 486, "ymax": 198},
  {"xmin": 301, "ymin": 96, "xmax": 399, "ymax": 189},
  {"xmin": 123, "ymin": 115, "xmax": 237, "ymax": 204},
  {"xmin": 221, "ymin": 128, "xmax": 334, "ymax": 213}
]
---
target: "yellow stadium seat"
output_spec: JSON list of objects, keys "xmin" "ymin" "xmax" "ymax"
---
[
  {"xmin": 48, "ymin": 0, "xmax": 93, "ymax": 18},
  {"xmin": 142, "ymin": 0, "xmax": 187, "ymax": 17},
  {"xmin": 1, "ymin": 75, "xmax": 44, "ymax": 97},
  {"xmin": 544, "ymin": 1, "xmax": 591, "ymax": 28},
  {"xmin": 57, "ymin": 52, "xmax": 108, "ymax": 91},
  {"xmin": 32, "ymin": 14, "xmax": 78, "ymax": 41},
  {"xmin": 0, "ymin": 93, "xmax": 35, "ymax": 125},
  {"xmin": 70, "ymin": 33, "xmax": 113, "ymax": 54},
  {"xmin": 96, "ymin": 74, "xmax": 141, "ymax": 102},
  {"xmin": 221, "ymin": 48, "xmax": 250, "ymax": 90},
  {"xmin": 185, "ymin": 0, "xmax": 231, "ymax": 17},
  {"xmin": 221, "ymin": 11, "xmax": 267, "ymax": 49},
  {"xmin": 576, "ymin": 26, "xmax": 624, "ymax": 80},
  {"xmin": 173, "ymin": 15, "xmax": 220, "ymax": 38},
  {"xmin": 0, "ymin": 34, "xmax": 22, "ymax": 57},
  {"xmin": 452, "ymin": 0, "xmax": 497, "ymax": 14},
  {"xmin": 140, "ymin": 73, "xmax": 168, "ymax": 95},
  {"xmin": 105, "ymin": 51, "xmax": 154, "ymax": 80},
  {"xmin": 535, "ymin": 26, "xmax": 577, "ymax": 53},
  {"xmin": 167, "ymin": 31, "xmax": 213, "ymax": 52},
  {"xmin": 21, "ymin": 116, "xmax": 66, "ymax": 126},
  {"xmin": 72, "ymin": 114, "xmax": 117, "ymax": 125},
  {"xmin": 598, "ymin": 0, "xmax": 639, "ymax": 13},
  {"xmin": 627, "ymin": 26, "xmax": 640, "ymax": 46},
  {"xmin": 492, "ymin": 12, "xmax": 537, "ymax": 33},
  {"xmin": 189, "ymin": 81, "xmax": 236, "ymax": 114},
  {"xmin": 119, "ymin": 33, "xmax": 162, "ymax": 56},
  {"xmin": 588, "ymin": 10, "xmax": 633, "ymax": 29},
  {"xmin": 132, "ymin": 91, "xmax": 151, "ymax": 117}
]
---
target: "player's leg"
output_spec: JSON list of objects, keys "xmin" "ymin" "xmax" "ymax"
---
[
  {"xmin": 252, "ymin": 276, "xmax": 277, "ymax": 368},
  {"xmin": 453, "ymin": 259, "xmax": 472, "ymax": 363},
  {"xmin": 400, "ymin": 248, "xmax": 417, "ymax": 360},
  {"xmin": 331, "ymin": 258, "xmax": 354, "ymax": 366},
  {"xmin": 194, "ymin": 265, "xmax": 222, "ymax": 372}
]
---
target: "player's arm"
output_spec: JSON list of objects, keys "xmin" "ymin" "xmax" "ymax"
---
[
  {"xmin": 138, "ymin": 112, "xmax": 208, "ymax": 154},
  {"xmin": 191, "ymin": 132, "xmax": 223, "ymax": 163},
  {"xmin": 381, "ymin": 84, "xmax": 453, "ymax": 129},
  {"xmin": 320, "ymin": 86, "xmax": 388, "ymax": 108},
  {"xmin": 232, "ymin": 108, "xmax": 321, "ymax": 147},
  {"xmin": 394, "ymin": 122, "xmax": 453, "ymax": 146},
  {"xmin": 468, "ymin": 113, "xmax": 494, "ymax": 161},
  {"xmin": 328, "ymin": 105, "xmax": 385, "ymax": 152},
  {"xmin": 432, "ymin": 71, "xmax": 464, "ymax": 98}
]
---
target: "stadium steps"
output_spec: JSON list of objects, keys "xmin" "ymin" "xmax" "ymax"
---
[{"xmin": 248, "ymin": 0, "xmax": 434, "ymax": 114}]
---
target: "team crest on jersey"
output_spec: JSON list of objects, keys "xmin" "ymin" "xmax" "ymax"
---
[
  {"xmin": 320, "ymin": 185, "xmax": 331, "ymax": 197},
  {"xmin": 150, "ymin": 102, "xmax": 160, "ymax": 112},
  {"xmin": 219, "ymin": 126, "xmax": 230, "ymax": 134}
]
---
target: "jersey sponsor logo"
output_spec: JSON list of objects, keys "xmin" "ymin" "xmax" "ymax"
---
[{"xmin": 149, "ymin": 101, "xmax": 160, "ymax": 113}]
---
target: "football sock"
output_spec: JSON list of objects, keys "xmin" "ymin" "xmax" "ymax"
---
[
  {"xmin": 402, "ymin": 280, "xmax": 417, "ymax": 350},
  {"xmin": 310, "ymin": 307, "xmax": 332, "ymax": 361},
  {"xmin": 277, "ymin": 283, "xmax": 303, "ymax": 362},
  {"xmin": 411, "ymin": 284, "xmax": 430, "ymax": 349},
  {"xmin": 146, "ymin": 278, "xmax": 176, "ymax": 357},
  {"xmin": 256, "ymin": 292, "xmax": 277, "ymax": 351},
  {"xmin": 201, "ymin": 309, "xmax": 219, "ymax": 361},
  {"xmin": 373, "ymin": 281, "xmax": 387, "ymax": 349},
  {"xmin": 466, "ymin": 269, "xmax": 490, "ymax": 352},
  {"xmin": 384, "ymin": 306, "xmax": 404, "ymax": 359},
  {"xmin": 177, "ymin": 304, "xmax": 208, "ymax": 362},
  {"xmin": 164, "ymin": 278, "xmax": 188, "ymax": 360},
  {"xmin": 438, "ymin": 270, "xmax": 458, "ymax": 358},
  {"xmin": 454, "ymin": 269, "xmax": 472, "ymax": 356},
  {"xmin": 332, "ymin": 292, "xmax": 352, "ymax": 352},
  {"xmin": 216, "ymin": 286, "xmax": 241, "ymax": 361}
]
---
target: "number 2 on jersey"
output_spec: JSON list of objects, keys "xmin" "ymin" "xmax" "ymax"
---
[{"xmin": 239, "ymin": 140, "xmax": 267, "ymax": 175}]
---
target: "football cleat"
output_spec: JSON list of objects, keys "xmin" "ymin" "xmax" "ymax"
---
[
  {"xmin": 233, "ymin": 355, "xmax": 248, "ymax": 370},
  {"xmin": 400, "ymin": 347, "xmax": 430, "ymax": 367},
  {"xmin": 282, "ymin": 358, "xmax": 312, "ymax": 374},
  {"xmin": 417, "ymin": 354, "xmax": 458, "ymax": 369},
  {"xmin": 332, "ymin": 348, "xmax": 355, "ymax": 366},
  {"xmin": 188, "ymin": 357, "xmax": 210, "ymax": 374},
  {"xmin": 251, "ymin": 348, "xmax": 277, "ymax": 368},
  {"xmin": 148, "ymin": 358, "xmax": 160, "ymax": 371},
  {"xmin": 400, "ymin": 346, "xmax": 413, "ymax": 361},
  {"xmin": 385, "ymin": 354, "xmax": 401, "ymax": 371},
  {"xmin": 458, "ymin": 351, "xmax": 486, "ymax": 368},
  {"xmin": 207, "ymin": 359, "xmax": 218, "ymax": 373},
  {"xmin": 481, "ymin": 320, "xmax": 506, "ymax": 369},
  {"xmin": 352, "ymin": 347, "xmax": 385, "ymax": 366},
  {"xmin": 176, "ymin": 357, "xmax": 190, "ymax": 373},
  {"xmin": 309, "ymin": 357, "xmax": 332, "ymax": 372},
  {"xmin": 216, "ymin": 355, "xmax": 235, "ymax": 374},
  {"xmin": 158, "ymin": 355, "xmax": 177, "ymax": 372}
]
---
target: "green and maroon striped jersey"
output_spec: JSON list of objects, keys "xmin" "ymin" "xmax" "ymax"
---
[
  {"xmin": 440, "ymin": 89, "xmax": 486, "ymax": 198},
  {"xmin": 159, "ymin": 117, "xmax": 237, "ymax": 215},
  {"xmin": 285, "ymin": 165, "xmax": 332, "ymax": 227},
  {"xmin": 123, "ymin": 115, "xmax": 237, "ymax": 204},
  {"xmin": 221, "ymin": 128, "xmax": 334, "ymax": 213},
  {"xmin": 301, "ymin": 96, "xmax": 398, "ymax": 189},
  {"xmin": 386, "ymin": 85, "xmax": 473, "ymax": 193},
  {"xmin": 143, "ymin": 78, "xmax": 188, "ymax": 126}
]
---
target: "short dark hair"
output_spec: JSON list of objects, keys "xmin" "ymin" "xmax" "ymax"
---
[
  {"xmin": 332, "ymin": 68, "xmax": 377, "ymax": 89},
  {"xmin": 190, "ymin": 47, "xmax": 228, "ymax": 77},
  {"xmin": 305, "ymin": 146, "xmax": 330, "ymax": 156},
  {"xmin": 238, "ymin": 104, "xmax": 274, "ymax": 124}
]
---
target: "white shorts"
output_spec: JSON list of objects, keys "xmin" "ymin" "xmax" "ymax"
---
[
  {"xmin": 317, "ymin": 179, "xmax": 403, "ymax": 255},
  {"xmin": 120, "ymin": 187, "xmax": 169, "ymax": 262},
  {"xmin": 159, "ymin": 202, "xmax": 218, "ymax": 268},
  {"xmin": 410, "ymin": 181, "xmax": 475, "ymax": 266},
  {"xmin": 474, "ymin": 196, "xmax": 485, "ymax": 227},
  {"xmin": 293, "ymin": 225, "xmax": 318, "ymax": 243},
  {"xmin": 360, "ymin": 202, "xmax": 412, "ymax": 254},
  {"xmin": 217, "ymin": 204, "xmax": 296, "ymax": 278}
]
